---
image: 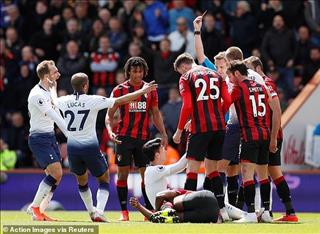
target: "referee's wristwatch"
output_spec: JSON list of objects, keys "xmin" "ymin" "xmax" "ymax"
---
[{"xmin": 194, "ymin": 31, "xmax": 201, "ymax": 35}]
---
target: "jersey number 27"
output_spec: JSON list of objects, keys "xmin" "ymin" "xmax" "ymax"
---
[{"xmin": 64, "ymin": 110, "xmax": 90, "ymax": 131}]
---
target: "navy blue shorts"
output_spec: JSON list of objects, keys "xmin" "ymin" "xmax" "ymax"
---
[
  {"xmin": 68, "ymin": 144, "xmax": 108, "ymax": 177},
  {"xmin": 28, "ymin": 132, "xmax": 61, "ymax": 169},
  {"xmin": 222, "ymin": 124, "xmax": 240, "ymax": 165}
]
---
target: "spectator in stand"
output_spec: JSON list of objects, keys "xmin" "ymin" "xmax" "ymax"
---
[
  {"xmin": 74, "ymin": 1, "xmax": 92, "ymax": 35},
  {"xmin": 30, "ymin": 18, "xmax": 61, "ymax": 61},
  {"xmin": 161, "ymin": 87, "xmax": 182, "ymax": 140},
  {"xmin": 259, "ymin": 0, "xmax": 284, "ymax": 34},
  {"xmin": 29, "ymin": 0, "xmax": 51, "ymax": 37},
  {"xmin": 90, "ymin": 35, "xmax": 119, "ymax": 94},
  {"xmin": 115, "ymin": 69, "xmax": 126, "ymax": 85},
  {"xmin": 303, "ymin": 46, "xmax": 320, "ymax": 84},
  {"xmin": 229, "ymin": 1, "xmax": 258, "ymax": 57},
  {"xmin": 169, "ymin": 17, "xmax": 195, "ymax": 57},
  {"xmin": 61, "ymin": 18, "xmax": 84, "ymax": 52},
  {"xmin": 200, "ymin": 13, "xmax": 225, "ymax": 62},
  {"xmin": 261, "ymin": 14, "xmax": 296, "ymax": 97},
  {"xmin": 304, "ymin": 0, "xmax": 320, "ymax": 45},
  {"xmin": 4, "ymin": 5, "xmax": 25, "ymax": 43},
  {"xmin": 52, "ymin": 6, "xmax": 75, "ymax": 32},
  {"xmin": 20, "ymin": 46, "xmax": 38, "ymax": 76},
  {"xmin": 50, "ymin": 0, "xmax": 65, "ymax": 17},
  {"xmin": 13, "ymin": 63, "xmax": 37, "ymax": 118},
  {"xmin": 98, "ymin": 8, "xmax": 111, "ymax": 31},
  {"xmin": 57, "ymin": 40, "xmax": 87, "ymax": 94},
  {"xmin": 84, "ymin": 19, "xmax": 104, "ymax": 53},
  {"xmin": 5, "ymin": 27, "xmax": 22, "ymax": 61},
  {"xmin": 169, "ymin": 0, "xmax": 195, "ymax": 32},
  {"xmin": 132, "ymin": 23, "xmax": 150, "ymax": 47},
  {"xmin": 0, "ymin": 138, "xmax": 17, "ymax": 170},
  {"xmin": 103, "ymin": 0, "xmax": 123, "ymax": 17},
  {"xmin": 128, "ymin": 9, "xmax": 145, "ymax": 37},
  {"xmin": 0, "ymin": 38, "xmax": 18, "ymax": 81},
  {"xmin": 294, "ymin": 26, "xmax": 314, "ymax": 70},
  {"xmin": 118, "ymin": 0, "xmax": 142, "ymax": 34},
  {"xmin": 108, "ymin": 17, "xmax": 128, "ymax": 56},
  {"xmin": 2, "ymin": 111, "xmax": 31, "ymax": 167},
  {"xmin": 291, "ymin": 70, "xmax": 304, "ymax": 98},
  {"xmin": 144, "ymin": 38, "xmax": 185, "ymax": 106},
  {"xmin": 143, "ymin": 0, "xmax": 169, "ymax": 46}
]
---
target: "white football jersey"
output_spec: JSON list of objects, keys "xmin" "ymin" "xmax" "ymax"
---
[
  {"xmin": 227, "ymin": 69, "xmax": 266, "ymax": 125},
  {"xmin": 28, "ymin": 84, "xmax": 55, "ymax": 133},
  {"xmin": 144, "ymin": 155, "xmax": 187, "ymax": 209},
  {"xmin": 56, "ymin": 94, "xmax": 115, "ymax": 146}
]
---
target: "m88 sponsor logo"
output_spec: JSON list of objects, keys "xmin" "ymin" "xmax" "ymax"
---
[{"xmin": 129, "ymin": 101, "xmax": 147, "ymax": 112}]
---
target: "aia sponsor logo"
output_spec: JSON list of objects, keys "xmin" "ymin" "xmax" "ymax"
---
[{"xmin": 129, "ymin": 101, "xmax": 147, "ymax": 112}]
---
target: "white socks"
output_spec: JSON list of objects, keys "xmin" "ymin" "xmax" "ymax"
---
[
  {"xmin": 96, "ymin": 189, "xmax": 109, "ymax": 213},
  {"xmin": 79, "ymin": 188, "xmax": 95, "ymax": 213}
]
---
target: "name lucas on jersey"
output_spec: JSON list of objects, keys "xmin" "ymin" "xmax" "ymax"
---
[{"xmin": 67, "ymin": 101, "xmax": 85, "ymax": 108}]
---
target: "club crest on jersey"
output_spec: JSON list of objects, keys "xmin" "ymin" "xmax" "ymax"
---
[
  {"xmin": 117, "ymin": 154, "xmax": 122, "ymax": 162},
  {"xmin": 38, "ymin": 98, "xmax": 44, "ymax": 106},
  {"xmin": 129, "ymin": 101, "xmax": 147, "ymax": 112}
]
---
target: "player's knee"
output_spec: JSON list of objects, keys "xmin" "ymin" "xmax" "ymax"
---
[
  {"xmin": 97, "ymin": 171, "xmax": 110, "ymax": 183},
  {"xmin": 50, "ymin": 169, "xmax": 63, "ymax": 183}
]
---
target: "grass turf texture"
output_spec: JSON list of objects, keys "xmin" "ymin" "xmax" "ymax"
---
[{"xmin": 1, "ymin": 211, "xmax": 320, "ymax": 234}]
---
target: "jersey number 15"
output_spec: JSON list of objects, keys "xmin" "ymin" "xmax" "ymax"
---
[{"xmin": 249, "ymin": 94, "xmax": 266, "ymax": 117}]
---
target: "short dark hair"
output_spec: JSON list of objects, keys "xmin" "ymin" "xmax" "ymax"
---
[
  {"xmin": 244, "ymin": 56, "xmax": 263, "ymax": 70},
  {"xmin": 228, "ymin": 61, "xmax": 248, "ymax": 76},
  {"xmin": 71, "ymin": 72, "xmax": 89, "ymax": 92},
  {"xmin": 36, "ymin": 60, "xmax": 54, "ymax": 80},
  {"xmin": 173, "ymin": 52, "xmax": 194, "ymax": 71},
  {"xmin": 142, "ymin": 138, "xmax": 162, "ymax": 162},
  {"xmin": 124, "ymin": 56, "xmax": 148, "ymax": 79},
  {"xmin": 225, "ymin": 47, "xmax": 243, "ymax": 61}
]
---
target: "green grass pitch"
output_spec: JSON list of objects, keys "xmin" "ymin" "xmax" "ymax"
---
[{"xmin": 1, "ymin": 211, "xmax": 320, "ymax": 234}]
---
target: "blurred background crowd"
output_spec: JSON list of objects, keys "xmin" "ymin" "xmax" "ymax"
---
[{"xmin": 0, "ymin": 0, "xmax": 319, "ymax": 170}]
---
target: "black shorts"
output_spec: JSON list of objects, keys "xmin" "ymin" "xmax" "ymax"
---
[
  {"xmin": 182, "ymin": 190, "xmax": 219, "ymax": 223},
  {"xmin": 269, "ymin": 140, "xmax": 282, "ymax": 166},
  {"xmin": 222, "ymin": 124, "xmax": 240, "ymax": 165},
  {"xmin": 186, "ymin": 130, "xmax": 225, "ymax": 161},
  {"xmin": 115, "ymin": 136, "xmax": 148, "ymax": 168},
  {"xmin": 240, "ymin": 140, "xmax": 269, "ymax": 165}
]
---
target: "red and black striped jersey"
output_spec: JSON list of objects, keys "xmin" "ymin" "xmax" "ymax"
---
[
  {"xmin": 263, "ymin": 76, "xmax": 283, "ymax": 140},
  {"xmin": 178, "ymin": 65, "xmax": 231, "ymax": 134},
  {"xmin": 231, "ymin": 79, "xmax": 270, "ymax": 142},
  {"xmin": 90, "ymin": 50, "xmax": 119, "ymax": 87},
  {"xmin": 111, "ymin": 80, "xmax": 158, "ymax": 140}
]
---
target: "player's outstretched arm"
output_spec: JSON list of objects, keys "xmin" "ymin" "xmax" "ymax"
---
[
  {"xmin": 114, "ymin": 81, "xmax": 158, "ymax": 106},
  {"xmin": 129, "ymin": 197, "xmax": 154, "ymax": 220},
  {"xmin": 166, "ymin": 154, "xmax": 187, "ymax": 175},
  {"xmin": 193, "ymin": 16, "xmax": 206, "ymax": 64},
  {"xmin": 105, "ymin": 107, "xmax": 122, "ymax": 144},
  {"xmin": 151, "ymin": 107, "xmax": 168, "ymax": 148},
  {"xmin": 268, "ymin": 96, "xmax": 282, "ymax": 153}
]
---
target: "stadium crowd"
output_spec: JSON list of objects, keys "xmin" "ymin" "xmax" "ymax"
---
[{"xmin": 0, "ymin": 0, "xmax": 319, "ymax": 169}]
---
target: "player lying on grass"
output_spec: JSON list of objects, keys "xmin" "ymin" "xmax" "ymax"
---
[
  {"xmin": 130, "ymin": 189, "xmax": 220, "ymax": 223},
  {"xmin": 142, "ymin": 138, "xmax": 244, "ymax": 221},
  {"xmin": 50, "ymin": 72, "xmax": 157, "ymax": 222}
]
